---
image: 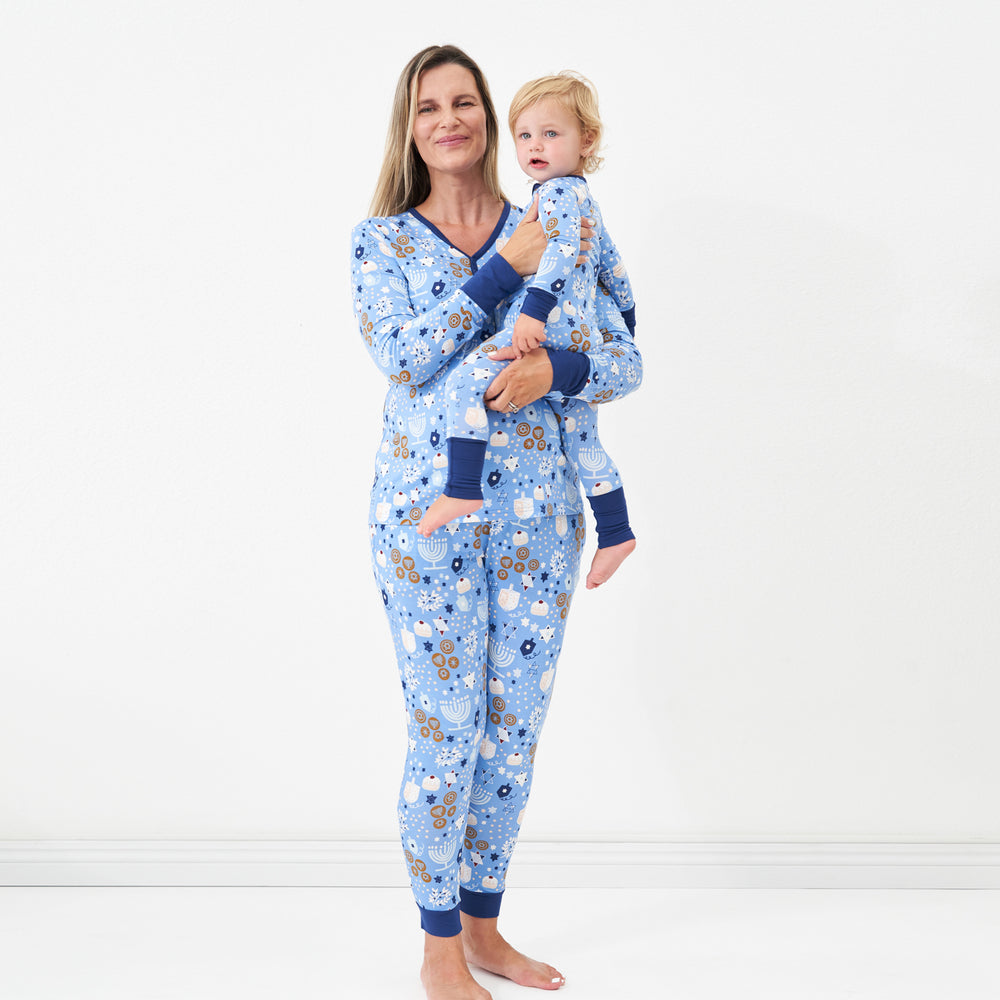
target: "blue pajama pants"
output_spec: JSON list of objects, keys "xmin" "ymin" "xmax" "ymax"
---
[{"xmin": 370, "ymin": 514, "xmax": 584, "ymax": 936}]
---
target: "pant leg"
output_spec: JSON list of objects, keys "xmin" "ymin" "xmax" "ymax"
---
[
  {"xmin": 557, "ymin": 397, "xmax": 623, "ymax": 498},
  {"xmin": 444, "ymin": 333, "xmax": 515, "ymax": 443},
  {"xmin": 558, "ymin": 399, "xmax": 635, "ymax": 547},
  {"xmin": 369, "ymin": 520, "xmax": 493, "ymax": 935},
  {"xmin": 457, "ymin": 513, "xmax": 585, "ymax": 915}
]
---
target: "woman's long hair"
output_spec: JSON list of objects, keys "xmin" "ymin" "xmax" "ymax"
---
[{"xmin": 369, "ymin": 45, "xmax": 506, "ymax": 218}]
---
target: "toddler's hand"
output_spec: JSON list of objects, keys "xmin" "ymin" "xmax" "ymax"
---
[
  {"xmin": 488, "ymin": 345, "xmax": 520, "ymax": 362},
  {"xmin": 512, "ymin": 314, "xmax": 546, "ymax": 357}
]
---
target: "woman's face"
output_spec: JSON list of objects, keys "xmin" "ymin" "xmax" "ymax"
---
[{"xmin": 411, "ymin": 63, "xmax": 488, "ymax": 181}]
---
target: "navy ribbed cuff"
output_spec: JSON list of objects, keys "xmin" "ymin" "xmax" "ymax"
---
[
  {"xmin": 444, "ymin": 437, "xmax": 487, "ymax": 500},
  {"xmin": 459, "ymin": 887, "xmax": 504, "ymax": 919},
  {"xmin": 621, "ymin": 305, "xmax": 636, "ymax": 338},
  {"xmin": 588, "ymin": 487, "xmax": 635, "ymax": 548},
  {"xmin": 418, "ymin": 903, "xmax": 463, "ymax": 937},
  {"xmin": 463, "ymin": 255, "xmax": 522, "ymax": 313},
  {"xmin": 521, "ymin": 287, "xmax": 557, "ymax": 322},
  {"xmin": 548, "ymin": 348, "xmax": 591, "ymax": 396}
]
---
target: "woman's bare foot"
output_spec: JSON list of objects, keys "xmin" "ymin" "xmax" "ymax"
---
[
  {"xmin": 418, "ymin": 495, "xmax": 483, "ymax": 536},
  {"xmin": 586, "ymin": 537, "xmax": 637, "ymax": 589},
  {"xmin": 461, "ymin": 914, "xmax": 565, "ymax": 991},
  {"xmin": 421, "ymin": 932, "xmax": 493, "ymax": 1000}
]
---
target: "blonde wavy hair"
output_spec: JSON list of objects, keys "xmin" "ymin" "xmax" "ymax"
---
[
  {"xmin": 370, "ymin": 45, "xmax": 506, "ymax": 218},
  {"xmin": 508, "ymin": 71, "xmax": 604, "ymax": 174}
]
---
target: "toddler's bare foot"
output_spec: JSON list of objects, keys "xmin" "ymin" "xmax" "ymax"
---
[
  {"xmin": 462, "ymin": 924, "xmax": 565, "ymax": 991},
  {"xmin": 418, "ymin": 495, "xmax": 483, "ymax": 536},
  {"xmin": 586, "ymin": 537, "xmax": 636, "ymax": 589}
]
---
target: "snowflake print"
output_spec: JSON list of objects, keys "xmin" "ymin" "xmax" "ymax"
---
[
  {"xmin": 417, "ymin": 591, "xmax": 445, "ymax": 613},
  {"xmin": 528, "ymin": 705, "xmax": 543, "ymax": 737},
  {"xmin": 435, "ymin": 746, "xmax": 463, "ymax": 767},
  {"xmin": 464, "ymin": 630, "xmax": 479, "ymax": 661},
  {"xmin": 412, "ymin": 340, "xmax": 432, "ymax": 366},
  {"xmin": 429, "ymin": 887, "xmax": 451, "ymax": 907}
]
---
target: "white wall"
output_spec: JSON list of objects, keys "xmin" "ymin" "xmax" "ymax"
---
[{"xmin": 2, "ymin": 0, "xmax": 998, "ymax": 844}]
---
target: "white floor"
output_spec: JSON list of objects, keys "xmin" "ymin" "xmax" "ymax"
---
[{"xmin": 1, "ymin": 886, "xmax": 999, "ymax": 999}]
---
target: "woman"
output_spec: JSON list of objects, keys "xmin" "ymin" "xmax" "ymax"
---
[{"xmin": 352, "ymin": 45, "xmax": 642, "ymax": 999}]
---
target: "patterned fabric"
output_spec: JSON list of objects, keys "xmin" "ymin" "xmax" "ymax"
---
[
  {"xmin": 370, "ymin": 515, "xmax": 583, "ymax": 920},
  {"xmin": 441, "ymin": 177, "xmax": 633, "ymax": 497},
  {"xmin": 525, "ymin": 175, "xmax": 634, "ymax": 327},
  {"xmin": 352, "ymin": 198, "xmax": 642, "ymax": 930},
  {"xmin": 350, "ymin": 200, "xmax": 642, "ymax": 527}
]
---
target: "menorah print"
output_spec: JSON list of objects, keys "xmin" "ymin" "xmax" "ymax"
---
[
  {"xmin": 488, "ymin": 638, "xmax": 516, "ymax": 671},
  {"xmin": 440, "ymin": 695, "xmax": 472, "ymax": 729},
  {"xmin": 417, "ymin": 536, "xmax": 449, "ymax": 569},
  {"xmin": 428, "ymin": 842, "xmax": 458, "ymax": 871},
  {"xmin": 469, "ymin": 784, "xmax": 493, "ymax": 807},
  {"xmin": 576, "ymin": 446, "xmax": 609, "ymax": 477}
]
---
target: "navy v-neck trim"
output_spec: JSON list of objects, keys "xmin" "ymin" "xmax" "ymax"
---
[{"xmin": 409, "ymin": 202, "xmax": 511, "ymax": 270}]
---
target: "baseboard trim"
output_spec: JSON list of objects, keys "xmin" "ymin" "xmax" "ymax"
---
[{"xmin": 3, "ymin": 840, "xmax": 1000, "ymax": 888}]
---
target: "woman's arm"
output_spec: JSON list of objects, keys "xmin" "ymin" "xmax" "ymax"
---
[
  {"xmin": 484, "ymin": 297, "xmax": 642, "ymax": 412},
  {"xmin": 351, "ymin": 219, "xmax": 520, "ymax": 386}
]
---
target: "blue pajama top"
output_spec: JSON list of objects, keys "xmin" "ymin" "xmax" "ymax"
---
[{"xmin": 351, "ymin": 201, "xmax": 643, "ymax": 527}]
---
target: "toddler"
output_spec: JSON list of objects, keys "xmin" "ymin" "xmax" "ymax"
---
[{"xmin": 418, "ymin": 72, "xmax": 637, "ymax": 589}]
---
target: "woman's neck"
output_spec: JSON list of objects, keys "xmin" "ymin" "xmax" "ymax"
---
[{"xmin": 415, "ymin": 172, "xmax": 503, "ymax": 227}]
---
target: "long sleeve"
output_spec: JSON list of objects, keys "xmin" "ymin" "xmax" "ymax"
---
[
  {"xmin": 520, "ymin": 180, "xmax": 583, "ymax": 323},
  {"xmin": 351, "ymin": 217, "xmax": 521, "ymax": 386}
]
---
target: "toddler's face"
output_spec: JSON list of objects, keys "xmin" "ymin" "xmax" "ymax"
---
[{"xmin": 512, "ymin": 97, "xmax": 590, "ymax": 183}]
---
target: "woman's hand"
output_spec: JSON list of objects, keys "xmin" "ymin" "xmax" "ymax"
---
[
  {"xmin": 499, "ymin": 195, "xmax": 546, "ymax": 276},
  {"xmin": 500, "ymin": 195, "xmax": 595, "ymax": 275},
  {"xmin": 484, "ymin": 347, "xmax": 553, "ymax": 412},
  {"xmin": 577, "ymin": 217, "xmax": 595, "ymax": 265}
]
